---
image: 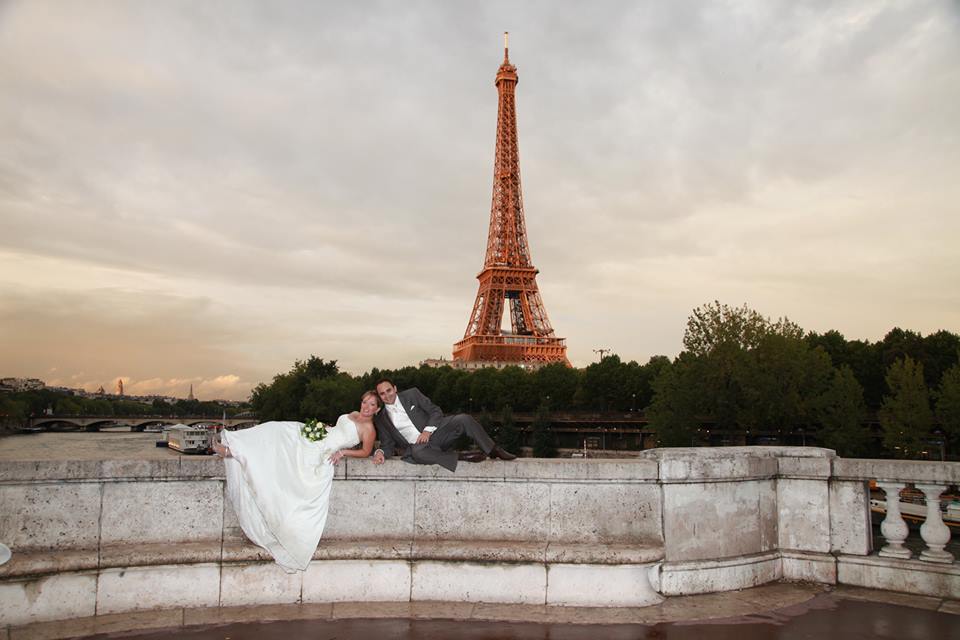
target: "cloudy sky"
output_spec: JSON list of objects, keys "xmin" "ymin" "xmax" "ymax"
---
[{"xmin": 1, "ymin": 1, "xmax": 958, "ymax": 401}]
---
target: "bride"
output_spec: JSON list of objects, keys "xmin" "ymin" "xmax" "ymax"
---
[{"xmin": 214, "ymin": 390, "xmax": 379, "ymax": 572}]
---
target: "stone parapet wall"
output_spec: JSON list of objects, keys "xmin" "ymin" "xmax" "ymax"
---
[{"xmin": 1, "ymin": 445, "xmax": 958, "ymax": 628}]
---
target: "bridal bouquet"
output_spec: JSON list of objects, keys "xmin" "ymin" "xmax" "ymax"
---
[{"xmin": 301, "ymin": 419, "xmax": 328, "ymax": 442}]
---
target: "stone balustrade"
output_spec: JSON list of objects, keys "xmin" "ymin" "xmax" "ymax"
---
[{"xmin": 1, "ymin": 446, "xmax": 958, "ymax": 629}]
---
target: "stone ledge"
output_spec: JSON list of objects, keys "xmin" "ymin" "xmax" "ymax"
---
[
  {"xmin": 0, "ymin": 539, "xmax": 666, "ymax": 580},
  {"xmin": 837, "ymin": 554, "xmax": 960, "ymax": 600},
  {"xmin": 832, "ymin": 458, "xmax": 960, "ymax": 483}
]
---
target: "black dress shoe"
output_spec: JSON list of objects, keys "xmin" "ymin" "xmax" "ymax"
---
[
  {"xmin": 489, "ymin": 445, "xmax": 517, "ymax": 461},
  {"xmin": 458, "ymin": 450, "xmax": 487, "ymax": 463}
]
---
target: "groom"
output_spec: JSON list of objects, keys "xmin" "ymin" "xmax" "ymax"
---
[{"xmin": 371, "ymin": 378, "xmax": 517, "ymax": 472}]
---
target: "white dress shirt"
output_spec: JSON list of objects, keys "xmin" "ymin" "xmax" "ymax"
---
[{"xmin": 385, "ymin": 401, "xmax": 423, "ymax": 444}]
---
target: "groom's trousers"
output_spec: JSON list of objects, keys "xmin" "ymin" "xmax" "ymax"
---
[{"xmin": 405, "ymin": 414, "xmax": 496, "ymax": 472}]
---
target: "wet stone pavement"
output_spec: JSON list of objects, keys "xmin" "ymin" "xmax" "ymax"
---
[{"xmin": 53, "ymin": 589, "xmax": 959, "ymax": 640}]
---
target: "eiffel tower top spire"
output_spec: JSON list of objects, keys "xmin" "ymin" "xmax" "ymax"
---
[{"xmin": 485, "ymin": 31, "xmax": 530, "ymax": 270}]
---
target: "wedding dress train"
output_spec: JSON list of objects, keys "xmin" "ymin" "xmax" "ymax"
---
[{"xmin": 221, "ymin": 414, "xmax": 359, "ymax": 572}]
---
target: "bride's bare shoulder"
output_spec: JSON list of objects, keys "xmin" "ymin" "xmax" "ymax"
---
[{"xmin": 348, "ymin": 411, "xmax": 361, "ymax": 420}]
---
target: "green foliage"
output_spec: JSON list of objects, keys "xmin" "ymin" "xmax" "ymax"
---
[
  {"xmin": 300, "ymin": 374, "xmax": 364, "ymax": 422},
  {"xmin": 935, "ymin": 361, "xmax": 960, "ymax": 456},
  {"xmin": 683, "ymin": 300, "xmax": 803, "ymax": 357},
  {"xmin": 250, "ymin": 356, "xmax": 339, "ymax": 420},
  {"xmin": 879, "ymin": 356, "xmax": 932, "ymax": 459},
  {"xmin": 530, "ymin": 401, "xmax": 556, "ymax": 458},
  {"xmin": 647, "ymin": 354, "xmax": 699, "ymax": 447},
  {"xmin": 734, "ymin": 334, "xmax": 834, "ymax": 433},
  {"xmin": 533, "ymin": 363, "xmax": 580, "ymax": 410},
  {"xmin": 497, "ymin": 405, "xmax": 521, "ymax": 453},
  {"xmin": 812, "ymin": 366, "xmax": 871, "ymax": 457}
]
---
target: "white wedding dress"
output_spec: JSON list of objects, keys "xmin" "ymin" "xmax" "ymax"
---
[{"xmin": 221, "ymin": 414, "xmax": 360, "ymax": 572}]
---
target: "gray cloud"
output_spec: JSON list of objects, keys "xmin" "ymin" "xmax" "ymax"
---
[{"xmin": 1, "ymin": 1, "xmax": 958, "ymax": 398}]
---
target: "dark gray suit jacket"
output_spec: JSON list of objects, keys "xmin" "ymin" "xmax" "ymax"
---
[{"xmin": 374, "ymin": 388, "xmax": 447, "ymax": 458}]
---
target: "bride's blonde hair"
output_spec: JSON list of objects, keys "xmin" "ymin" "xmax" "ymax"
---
[{"xmin": 361, "ymin": 389, "xmax": 382, "ymax": 408}]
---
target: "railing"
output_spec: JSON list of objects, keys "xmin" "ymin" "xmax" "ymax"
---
[{"xmin": 874, "ymin": 482, "xmax": 955, "ymax": 563}]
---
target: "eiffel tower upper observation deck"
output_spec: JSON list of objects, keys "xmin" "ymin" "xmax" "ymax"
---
[{"xmin": 452, "ymin": 34, "xmax": 568, "ymax": 368}]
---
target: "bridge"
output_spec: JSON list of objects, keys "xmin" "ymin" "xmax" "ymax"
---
[{"xmin": 26, "ymin": 415, "xmax": 260, "ymax": 431}]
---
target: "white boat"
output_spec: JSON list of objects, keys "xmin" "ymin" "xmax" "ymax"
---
[
  {"xmin": 163, "ymin": 424, "xmax": 213, "ymax": 454},
  {"xmin": 870, "ymin": 497, "xmax": 960, "ymax": 529}
]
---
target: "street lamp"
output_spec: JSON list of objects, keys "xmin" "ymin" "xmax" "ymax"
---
[{"xmin": 631, "ymin": 393, "xmax": 636, "ymax": 412}]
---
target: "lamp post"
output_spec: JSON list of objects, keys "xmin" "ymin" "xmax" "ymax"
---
[{"xmin": 631, "ymin": 393, "xmax": 636, "ymax": 412}]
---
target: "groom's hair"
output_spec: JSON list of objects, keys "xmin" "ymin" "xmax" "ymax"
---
[{"xmin": 375, "ymin": 377, "xmax": 396, "ymax": 389}]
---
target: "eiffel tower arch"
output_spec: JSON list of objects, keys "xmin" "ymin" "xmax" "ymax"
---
[{"xmin": 452, "ymin": 35, "xmax": 569, "ymax": 369}]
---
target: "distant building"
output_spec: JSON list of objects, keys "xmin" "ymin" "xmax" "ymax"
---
[
  {"xmin": 187, "ymin": 384, "xmax": 195, "ymax": 401},
  {"xmin": 420, "ymin": 357, "xmax": 549, "ymax": 371},
  {"xmin": 0, "ymin": 377, "xmax": 46, "ymax": 392}
]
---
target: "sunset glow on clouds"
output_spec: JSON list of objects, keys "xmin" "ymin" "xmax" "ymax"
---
[{"xmin": 1, "ymin": 1, "xmax": 958, "ymax": 400}]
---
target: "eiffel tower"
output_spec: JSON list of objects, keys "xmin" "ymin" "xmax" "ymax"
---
[{"xmin": 452, "ymin": 34, "xmax": 568, "ymax": 368}]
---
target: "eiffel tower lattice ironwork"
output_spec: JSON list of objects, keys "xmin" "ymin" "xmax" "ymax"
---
[{"xmin": 453, "ymin": 34, "xmax": 568, "ymax": 367}]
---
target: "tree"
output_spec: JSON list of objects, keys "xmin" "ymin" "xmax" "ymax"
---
[
  {"xmin": 935, "ymin": 361, "xmax": 960, "ymax": 457},
  {"xmin": 812, "ymin": 366, "xmax": 870, "ymax": 457},
  {"xmin": 497, "ymin": 405, "xmax": 521, "ymax": 454},
  {"xmin": 250, "ymin": 356, "xmax": 339, "ymax": 420},
  {"xmin": 530, "ymin": 401, "xmax": 556, "ymax": 458},
  {"xmin": 533, "ymin": 363, "xmax": 580, "ymax": 410},
  {"xmin": 734, "ymin": 334, "xmax": 833, "ymax": 434},
  {"xmin": 683, "ymin": 301, "xmax": 803, "ymax": 357},
  {"xmin": 878, "ymin": 356, "xmax": 932, "ymax": 459},
  {"xmin": 300, "ymin": 374, "xmax": 363, "ymax": 422},
  {"xmin": 647, "ymin": 355, "xmax": 699, "ymax": 447}
]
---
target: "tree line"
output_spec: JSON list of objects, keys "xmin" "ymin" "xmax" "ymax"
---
[{"xmin": 249, "ymin": 302, "xmax": 959, "ymax": 460}]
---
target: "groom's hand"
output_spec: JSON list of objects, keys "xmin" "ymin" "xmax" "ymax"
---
[{"xmin": 416, "ymin": 431, "xmax": 432, "ymax": 444}]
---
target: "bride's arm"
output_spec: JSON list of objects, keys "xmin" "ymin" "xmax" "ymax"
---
[{"xmin": 332, "ymin": 424, "xmax": 375, "ymax": 460}]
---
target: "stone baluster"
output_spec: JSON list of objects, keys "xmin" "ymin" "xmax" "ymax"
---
[
  {"xmin": 916, "ymin": 484, "xmax": 954, "ymax": 563},
  {"xmin": 876, "ymin": 482, "xmax": 911, "ymax": 559}
]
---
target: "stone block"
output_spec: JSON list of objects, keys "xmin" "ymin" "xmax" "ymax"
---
[
  {"xmin": 662, "ymin": 479, "xmax": 776, "ymax": 562},
  {"xmin": 781, "ymin": 550, "xmax": 836, "ymax": 584},
  {"xmin": 314, "ymin": 538, "xmax": 413, "ymax": 561},
  {"xmin": 100, "ymin": 480, "xmax": 223, "ymax": 545},
  {"xmin": 324, "ymin": 480, "xmax": 415, "ymax": 540},
  {"xmin": 0, "ymin": 460, "xmax": 101, "ymax": 483},
  {"xmin": 0, "ymin": 572, "xmax": 97, "ymax": 626},
  {"xmin": 644, "ymin": 448, "xmax": 780, "ymax": 482},
  {"xmin": 505, "ymin": 458, "xmax": 659, "ymax": 482},
  {"xmin": 0, "ymin": 483, "xmax": 101, "ymax": 551},
  {"xmin": 0, "ymin": 549, "xmax": 98, "ymax": 579},
  {"xmin": 96, "ymin": 564, "xmax": 220, "ymax": 614},
  {"xmin": 546, "ymin": 563, "xmax": 663, "ymax": 607},
  {"xmin": 98, "ymin": 459, "xmax": 180, "ymax": 480},
  {"xmin": 778, "ymin": 456, "xmax": 832, "ymax": 478},
  {"xmin": 837, "ymin": 554, "xmax": 960, "ymax": 599},
  {"xmin": 778, "ymin": 478, "xmax": 830, "ymax": 552},
  {"xmin": 659, "ymin": 551, "xmax": 781, "ymax": 595},
  {"xmin": 544, "ymin": 542, "xmax": 664, "ymax": 565},
  {"xmin": 411, "ymin": 561, "xmax": 546, "ymax": 604},
  {"xmin": 548, "ymin": 482, "xmax": 661, "ymax": 543},
  {"xmin": 830, "ymin": 480, "xmax": 872, "ymax": 555},
  {"xmin": 220, "ymin": 562, "xmax": 303, "ymax": 606},
  {"xmin": 833, "ymin": 458, "xmax": 960, "ymax": 484},
  {"xmin": 302, "ymin": 559, "xmax": 410, "ymax": 602},
  {"xmin": 99, "ymin": 541, "xmax": 221, "ymax": 569},
  {"xmin": 178, "ymin": 456, "xmax": 226, "ymax": 479},
  {"xmin": 412, "ymin": 539, "xmax": 545, "ymax": 563},
  {"xmin": 413, "ymin": 481, "xmax": 551, "ymax": 541}
]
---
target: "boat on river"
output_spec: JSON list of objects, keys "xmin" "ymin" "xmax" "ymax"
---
[{"xmin": 869, "ymin": 495, "xmax": 960, "ymax": 529}]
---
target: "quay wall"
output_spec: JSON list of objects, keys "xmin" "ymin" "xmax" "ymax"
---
[{"xmin": 1, "ymin": 446, "xmax": 958, "ymax": 627}]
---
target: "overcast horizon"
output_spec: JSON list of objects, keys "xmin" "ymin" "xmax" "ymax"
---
[{"xmin": 2, "ymin": 1, "xmax": 958, "ymax": 401}]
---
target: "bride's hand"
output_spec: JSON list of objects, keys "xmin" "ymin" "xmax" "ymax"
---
[{"xmin": 328, "ymin": 450, "xmax": 344, "ymax": 465}]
